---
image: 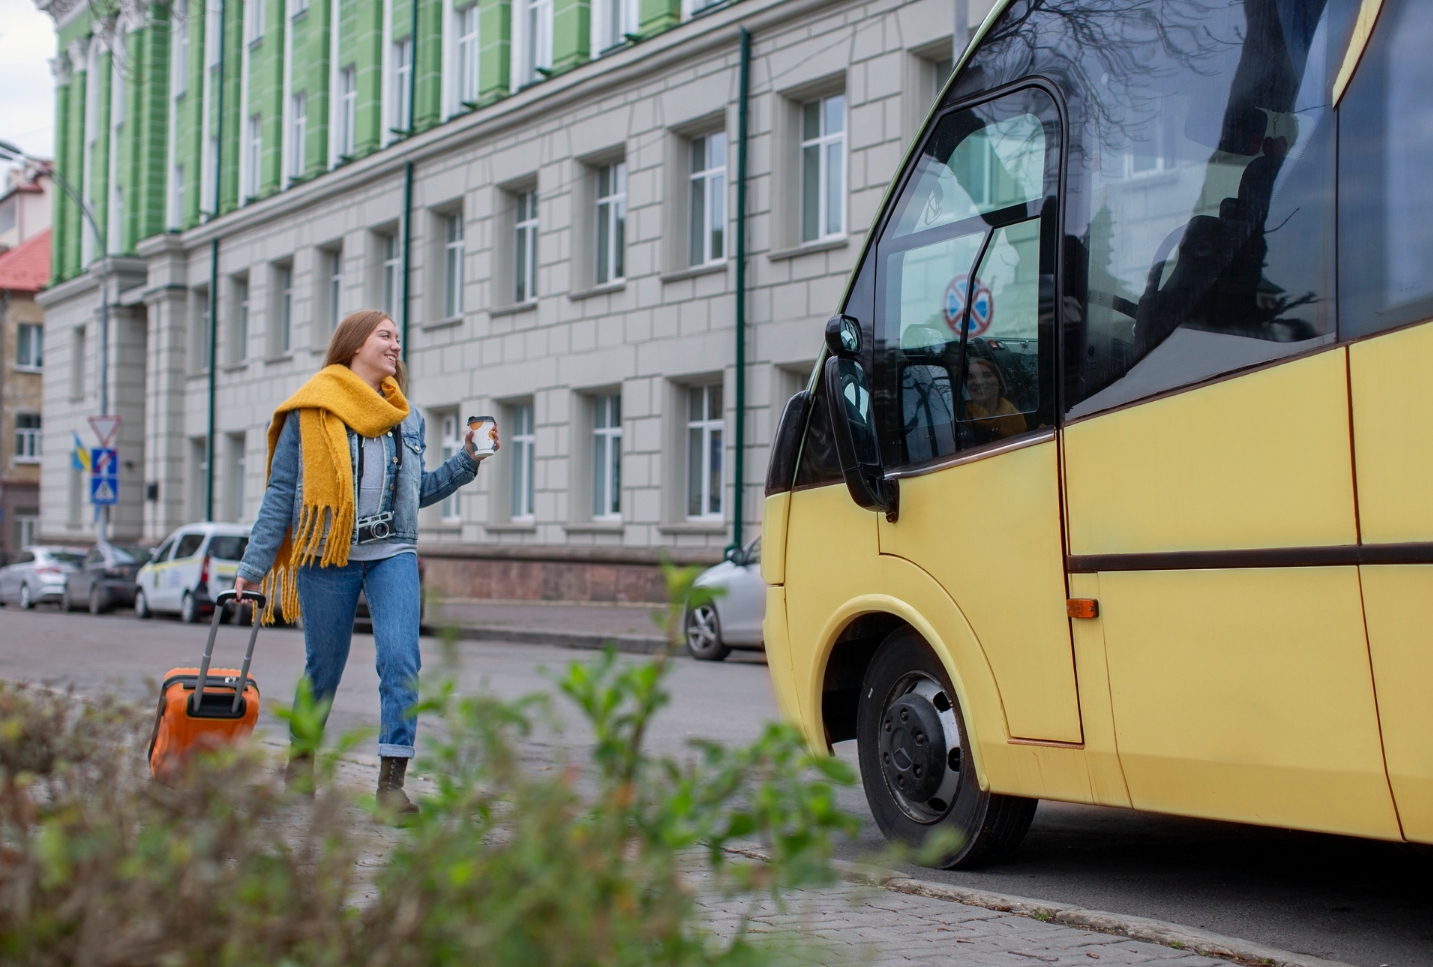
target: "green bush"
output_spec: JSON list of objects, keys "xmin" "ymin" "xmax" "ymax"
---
[{"xmin": 0, "ymin": 565, "xmax": 858, "ymax": 965}]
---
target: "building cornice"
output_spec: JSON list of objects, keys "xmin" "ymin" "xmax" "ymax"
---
[{"xmin": 177, "ymin": 0, "xmax": 845, "ymax": 247}]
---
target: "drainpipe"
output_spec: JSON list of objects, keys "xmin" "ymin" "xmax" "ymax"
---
[
  {"xmin": 206, "ymin": 0, "xmax": 227, "ymax": 522},
  {"xmin": 729, "ymin": 26, "xmax": 750, "ymax": 555},
  {"xmin": 401, "ymin": 159, "xmax": 413, "ymax": 359},
  {"xmin": 406, "ymin": 0, "xmax": 419, "ymax": 136}
]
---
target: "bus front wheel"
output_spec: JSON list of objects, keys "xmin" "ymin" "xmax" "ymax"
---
[{"xmin": 856, "ymin": 626, "xmax": 1036, "ymax": 869}]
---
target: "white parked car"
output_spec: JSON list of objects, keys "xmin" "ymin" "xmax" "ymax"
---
[
  {"xmin": 683, "ymin": 538, "xmax": 765, "ymax": 661},
  {"xmin": 0, "ymin": 546, "xmax": 86, "ymax": 609},
  {"xmin": 134, "ymin": 523, "xmax": 250, "ymax": 623}
]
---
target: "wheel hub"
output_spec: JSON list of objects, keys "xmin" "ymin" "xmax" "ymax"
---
[{"xmin": 879, "ymin": 694, "xmax": 947, "ymax": 802}]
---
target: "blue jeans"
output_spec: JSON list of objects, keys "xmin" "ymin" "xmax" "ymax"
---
[{"xmin": 295, "ymin": 553, "xmax": 422, "ymax": 759}]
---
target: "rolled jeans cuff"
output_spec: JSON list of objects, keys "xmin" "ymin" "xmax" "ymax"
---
[{"xmin": 378, "ymin": 743, "xmax": 415, "ymax": 759}]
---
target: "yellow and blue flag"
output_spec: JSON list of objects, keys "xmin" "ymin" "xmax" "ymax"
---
[{"xmin": 72, "ymin": 431, "xmax": 91, "ymax": 472}]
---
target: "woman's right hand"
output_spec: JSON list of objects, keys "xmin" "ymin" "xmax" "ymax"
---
[{"xmin": 234, "ymin": 577, "xmax": 255, "ymax": 597}]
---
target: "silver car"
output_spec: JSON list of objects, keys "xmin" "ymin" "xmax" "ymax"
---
[
  {"xmin": 683, "ymin": 538, "xmax": 765, "ymax": 661},
  {"xmin": 0, "ymin": 546, "xmax": 87, "ymax": 609}
]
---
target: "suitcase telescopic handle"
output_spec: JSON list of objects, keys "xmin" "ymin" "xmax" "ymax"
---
[{"xmin": 192, "ymin": 589, "xmax": 268, "ymax": 715}]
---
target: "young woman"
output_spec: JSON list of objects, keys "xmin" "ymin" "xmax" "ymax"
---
[{"xmin": 234, "ymin": 310, "xmax": 496, "ymax": 813}]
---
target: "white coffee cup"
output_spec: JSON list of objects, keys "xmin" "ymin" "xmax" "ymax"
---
[{"xmin": 466, "ymin": 415, "xmax": 498, "ymax": 456}]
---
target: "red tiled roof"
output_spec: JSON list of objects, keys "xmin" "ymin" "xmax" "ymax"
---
[{"xmin": 0, "ymin": 229, "xmax": 50, "ymax": 293}]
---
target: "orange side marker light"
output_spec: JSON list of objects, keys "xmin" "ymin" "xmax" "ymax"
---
[{"xmin": 1066, "ymin": 598, "xmax": 1099, "ymax": 619}]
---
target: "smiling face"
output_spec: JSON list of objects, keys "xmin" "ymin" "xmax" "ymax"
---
[
  {"xmin": 350, "ymin": 317, "xmax": 401, "ymax": 386},
  {"xmin": 966, "ymin": 359, "xmax": 1001, "ymax": 409}
]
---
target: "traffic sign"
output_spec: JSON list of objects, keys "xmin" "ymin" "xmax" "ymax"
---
[
  {"xmin": 88, "ymin": 414, "xmax": 122, "ymax": 447},
  {"xmin": 90, "ymin": 476, "xmax": 118, "ymax": 505},
  {"xmin": 91, "ymin": 448, "xmax": 117, "ymax": 476}
]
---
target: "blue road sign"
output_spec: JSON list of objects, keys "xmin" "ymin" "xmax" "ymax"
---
[
  {"xmin": 90, "ymin": 476, "xmax": 118, "ymax": 505},
  {"xmin": 90, "ymin": 448, "xmax": 119, "ymax": 505}
]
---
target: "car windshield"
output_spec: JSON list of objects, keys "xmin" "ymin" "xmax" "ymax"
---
[
  {"xmin": 113, "ymin": 546, "xmax": 151, "ymax": 565},
  {"xmin": 206, "ymin": 536, "xmax": 249, "ymax": 561},
  {"xmin": 44, "ymin": 551, "xmax": 85, "ymax": 566}
]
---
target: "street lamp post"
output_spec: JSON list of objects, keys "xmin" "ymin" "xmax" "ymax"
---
[{"xmin": 1, "ymin": 139, "xmax": 112, "ymax": 541}]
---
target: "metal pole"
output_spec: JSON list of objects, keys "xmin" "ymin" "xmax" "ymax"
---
[
  {"xmin": 206, "ymin": 0, "xmax": 228, "ymax": 522},
  {"xmin": 406, "ymin": 0, "xmax": 419, "ymax": 136},
  {"xmin": 401, "ymin": 159, "xmax": 413, "ymax": 357},
  {"xmin": 729, "ymin": 27, "xmax": 750, "ymax": 555}
]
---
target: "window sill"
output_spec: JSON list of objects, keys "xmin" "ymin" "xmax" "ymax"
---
[
  {"xmin": 12, "ymin": 457, "xmax": 41, "ymax": 466},
  {"xmin": 222, "ymin": 361, "xmax": 250, "ymax": 373},
  {"xmin": 489, "ymin": 301, "xmax": 538, "ymax": 318},
  {"xmin": 421, "ymin": 315, "xmax": 463, "ymax": 331},
  {"xmin": 658, "ymin": 521, "xmax": 727, "ymax": 535},
  {"xmin": 12, "ymin": 365, "xmax": 43, "ymax": 375},
  {"xmin": 485, "ymin": 521, "xmax": 537, "ymax": 533},
  {"xmin": 567, "ymin": 281, "xmax": 626, "ymax": 302},
  {"xmin": 660, "ymin": 262, "xmax": 727, "ymax": 284},
  {"xmin": 767, "ymin": 237, "xmax": 848, "ymax": 262},
  {"xmin": 564, "ymin": 521, "xmax": 624, "ymax": 534},
  {"xmin": 263, "ymin": 352, "xmax": 294, "ymax": 365}
]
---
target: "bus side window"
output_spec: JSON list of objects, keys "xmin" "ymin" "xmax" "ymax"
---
[
  {"xmin": 1063, "ymin": 0, "xmax": 1353, "ymax": 418},
  {"xmin": 793, "ymin": 373, "xmax": 844, "ymax": 489},
  {"xmin": 1338, "ymin": 0, "xmax": 1433, "ymax": 340}
]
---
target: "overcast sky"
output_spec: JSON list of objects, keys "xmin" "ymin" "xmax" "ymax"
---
[{"xmin": 1, "ymin": 0, "xmax": 58, "ymax": 182}]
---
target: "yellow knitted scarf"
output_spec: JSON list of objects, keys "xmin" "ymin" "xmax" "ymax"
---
[{"xmin": 258, "ymin": 364, "xmax": 410, "ymax": 624}]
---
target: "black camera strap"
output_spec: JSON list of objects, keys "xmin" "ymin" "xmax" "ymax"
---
[{"xmin": 354, "ymin": 424, "xmax": 404, "ymax": 506}]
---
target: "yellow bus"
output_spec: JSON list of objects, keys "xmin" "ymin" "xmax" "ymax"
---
[{"xmin": 761, "ymin": 0, "xmax": 1433, "ymax": 867}]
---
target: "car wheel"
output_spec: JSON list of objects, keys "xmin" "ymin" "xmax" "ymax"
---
[
  {"xmin": 89, "ymin": 584, "xmax": 107, "ymax": 615},
  {"xmin": 61, "ymin": 585, "xmax": 76, "ymax": 612},
  {"xmin": 683, "ymin": 603, "xmax": 730, "ymax": 661},
  {"xmin": 180, "ymin": 592, "xmax": 200, "ymax": 624},
  {"xmin": 856, "ymin": 626, "xmax": 1037, "ymax": 869},
  {"xmin": 19, "ymin": 583, "xmax": 33, "ymax": 610},
  {"xmin": 135, "ymin": 589, "xmax": 152, "ymax": 619}
]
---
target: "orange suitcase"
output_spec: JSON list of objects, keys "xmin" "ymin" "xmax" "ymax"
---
[{"xmin": 148, "ymin": 589, "xmax": 265, "ymax": 781}]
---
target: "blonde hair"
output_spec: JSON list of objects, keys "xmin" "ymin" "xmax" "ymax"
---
[{"xmin": 324, "ymin": 309, "xmax": 408, "ymax": 392}]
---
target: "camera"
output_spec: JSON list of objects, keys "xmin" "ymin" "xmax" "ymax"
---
[{"xmin": 356, "ymin": 511, "xmax": 394, "ymax": 544}]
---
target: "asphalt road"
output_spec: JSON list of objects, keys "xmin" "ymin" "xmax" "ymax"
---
[{"xmin": 2, "ymin": 606, "xmax": 1429, "ymax": 967}]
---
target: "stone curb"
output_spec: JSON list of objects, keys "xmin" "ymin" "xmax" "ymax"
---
[
  {"xmin": 439, "ymin": 624, "xmax": 669, "ymax": 654},
  {"xmin": 829, "ymin": 860, "xmax": 1355, "ymax": 967}
]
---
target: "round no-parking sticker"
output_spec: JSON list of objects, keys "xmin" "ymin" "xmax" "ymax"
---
[{"xmin": 943, "ymin": 275, "xmax": 994, "ymax": 337}]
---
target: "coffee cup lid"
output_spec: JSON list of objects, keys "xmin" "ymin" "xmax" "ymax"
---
[{"xmin": 466, "ymin": 414, "xmax": 496, "ymax": 425}]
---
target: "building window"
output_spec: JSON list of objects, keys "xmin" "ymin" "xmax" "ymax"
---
[
  {"xmin": 689, "ymin": 132, "xmax": 726, "ymax": 266},
  {"xmin": 172, "ymin": 17, "xmax": 189, "ymax": 95},
  {"xmin": 514, "ymin": 189, "xmax": 538, "ymax": 302},
  {"xmin": 457, "ymin": 4, "xmax": 479, "ymax": 105},
  {"xmin": 293, "ymin": 0, "xmax": 309, "ymax": 15},
  {"xmin": 226, "ymin": 433, "xmax": 247, "ymax": 522},
  {"xmin": 278, "ymin": 265, "xmax": 293, "ymax": 352},
  {"xmin": 16, "ymin": 323, "xmax": 42, "ymax": 370},
  {"xmin": 595, "ymin": 162, "xmax": 626, "ymax": 286},
  {"xmin": 15, "ymin": 512, "xmax": 38, "ymax": 548},
  {"xmin": 800, "ymin": 93, "xmax": 846, "ymax": 242},
  {"xmin": 14, "ymin": 414, "xmax": 41, "ymax": 463},
  {"xmin": 245, "ymin": 0, "xmax": 264, "ymax": 43},
  {"xmin": 70, "ymin": 326, "xmax": 86, "ymax": 399},
  {"xmin": 244, "ymin": 114, "xmax": 262, "ymax": 199},
  {"xmin": 169, "ymin": 164, "xmax": 185, "ymax": 229},
  {"xmin": 444, "ymin": 213, "xmax": 464, "ymax": 317},
  {"xmin": 206, "ymin": 1, "xmax": 222, "ymax": 66},
  {"xmin": 592, "ymin": 393, "xmax": 621, "ymax": 519},
  {"xmin": 600, "ymin": 0, "xmax": 637, "ymax": 51},
  {"xmin": 109, "ymin": 185, "xmax": 123, "ymax": 254},
  {"xmin": 524, "ymin": 0, "xmax": 552, "ymax": 84},
  {"xmin": 393, "ymin": 38, "xmax": 413, "ymax": 134},
  {"xmin": 289, "ymin": 93, "xmax": 307, "ymax": 179},
  {"xmin": 509, "ymin": 401, "xmax": 535, "ymax": 519},
  {"xmin": 439, "ymin": 413, "xmax": 462, "ymax": 521},
  {"xmin": 327, "ymin": 247, "xmax": 344, "ymax": 332},
  {"xmin": 338, "ymin": 67, "xmax": 357, "ymax": 158},
  {"xmin": 382, "ymin": 233, "xmax": 401, "ymax": 319},
  {"xmin": 686, "ymin": 383, "xmax": 723, "ymax": 519},
  {"xmin": 235, "ymin": 277, "xmax": 250, "ymax": 361}
]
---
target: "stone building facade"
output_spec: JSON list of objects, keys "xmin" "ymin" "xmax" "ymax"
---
[
  {"xmin": 0, "ymin": 229, "xmax": 50, "ymax": 559},
  {"xmin": 35, "ymin": 0, "xmax": 989, "ymax": 600}
]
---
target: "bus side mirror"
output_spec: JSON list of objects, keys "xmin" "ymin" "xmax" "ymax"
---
[
  {"xmin": 825, "ymin": 314, "xmax": 863, "ymax": 358},
  {"xmin": 823, "ymin": 355, "xmax": 898, "ymax": 521}
]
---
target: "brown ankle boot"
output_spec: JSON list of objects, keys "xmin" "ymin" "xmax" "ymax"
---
[{"xmin": 377, "ymin": 756, "xmax": 419, "ymax": 816}]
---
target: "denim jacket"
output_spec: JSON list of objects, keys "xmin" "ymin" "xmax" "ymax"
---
[{"xmin": 237, "ymin": 409, "xmax": 478, "ymax": 584}]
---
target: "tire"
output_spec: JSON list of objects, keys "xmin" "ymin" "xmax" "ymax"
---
[
  {"xmin": 19, "ymin": 583, "xmax": 33, "ymax": 610},
  {"xmin": 856, "ymin": 626, "xmax": 1037, "ymax": 869},
  {"xmin": 684, "ymin": 603, "xmax": 730, "ymax": 661},
  {"xmin": 89, "ymin": 584, "xmax": 107, "ymax": 615},
  {"xmin": 180, "ymin": 591, "xmax": 201, "ymax": 624},
  {"xmin": 61, "ymin": 585, "xmax": 77, "ymax": 612},
  {"xmin": 134, "ymin": 588, "xmax": 152, "ymax": 619}
]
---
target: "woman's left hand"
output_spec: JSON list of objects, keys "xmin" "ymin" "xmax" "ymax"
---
[{"xmin": 464, "ymin": 425, "xmax": 500, "ymax": 460}]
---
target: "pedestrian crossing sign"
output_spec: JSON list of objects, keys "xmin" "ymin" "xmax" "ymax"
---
[{"xmin": 90, "ymin": 476, "xmax": 119, "ymax": 505}]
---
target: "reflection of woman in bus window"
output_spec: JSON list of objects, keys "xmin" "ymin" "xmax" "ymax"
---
[{"xmin": 964, "ymin": 357, "xmax": 1027, "ymax": 441}]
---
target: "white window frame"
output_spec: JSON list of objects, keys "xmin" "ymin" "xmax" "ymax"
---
[
  {"xmin": 172, "ymin": 16, "xmax": 189, "ymax": 95},
  {"xmin": 393, "ymin": 37, "xmax": 413, "ymax": 134},
  {"xmin": 800, "ymin": 93, "xmax": 847, "ymax": 243},
  {"xmin": 444, "ymin": 212, "xmax": 465, "ymax": 317},
  {"xmin": 15, "ymin": 323, "xmax": 43, "ymax": 371},
  {"xmin": 327, "ymin": 247, "xmax": 344, "ymax": 332},
  {"xmin": 686, "ymin": 383, "xmax": 724, "ymax": 520},
  {"xmin": 523, "ymin": 0, "xmax": 552, "ymax": 85},
  {"xmin": 15, "ymin": 513, "xmax": 38, "ymax": 547},
  {"xmin": 337, "ymin": 66, "xmax": 357, "ymax": 159},
  {"xmin": 293, "ymin": 0, "xmax": 309, "ymax": 14},
  {"xmin": 289, "ymin": 92, "xmax": 307, "ymax": 180},
  {"xmin": 509, "ymin": 401, "xmax": 536, "ymax": 520},
  {"xmin": 235, "ymin": 276, "xmax": 250, "ymax": 361},
  {"xmin": 594, "ymin": 161, "xmax": 626, "ymax": 286},
  {"xmin": 169, "ymin": 164, "xmax": 185, "ymax": 229},
  {"xmin": 514, "ymin": 188, "xmax": 538, "ymax": 302},
  {"xmin": 278, "ymin": 264, "xmax": 293, "ymax": 352},
  {"xmin": 438, "ymin": 413, "xmax": 463, "ymax": 521},
  {"xmin": 13, "ymin": 414, "xmax": 41, "ymax": 464},
  {"xmin": 245, "ymin": 0, "xmax": 265, "ymax": 43},
  {"xmin": 456, "ymin": 3, "xmax": 479, "ymax": 106},
  {"xmin": 244, "ymin": 114, "xmax": 263, "ymax": 199},
  {"xmin": 592, "ymin": 393, "xmax": 622, "ymax": 520},
  {"xmin": 382, "ymin": 233, "xmax": 401, "ymax": 319},
  {"xmin": 597, "ymin": 0, "xmax": 638, "ymax": 52},
  {"xmin": 689, "ymin": 131, "xmax": 726, "ymax": 266}
]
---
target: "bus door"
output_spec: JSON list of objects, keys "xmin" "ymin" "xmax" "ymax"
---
[
  {"xmin": 867, "ymin": 86, "xmax": 1082, "ymax": 745},
  {"xmin": 1058, "ymin": 0, "xmax": 1400, "ymax": 839}
]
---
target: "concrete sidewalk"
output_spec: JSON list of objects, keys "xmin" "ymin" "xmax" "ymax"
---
[{"xmin": 427, "ymin": 599, "xmax": 674, "ymax": 653}]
